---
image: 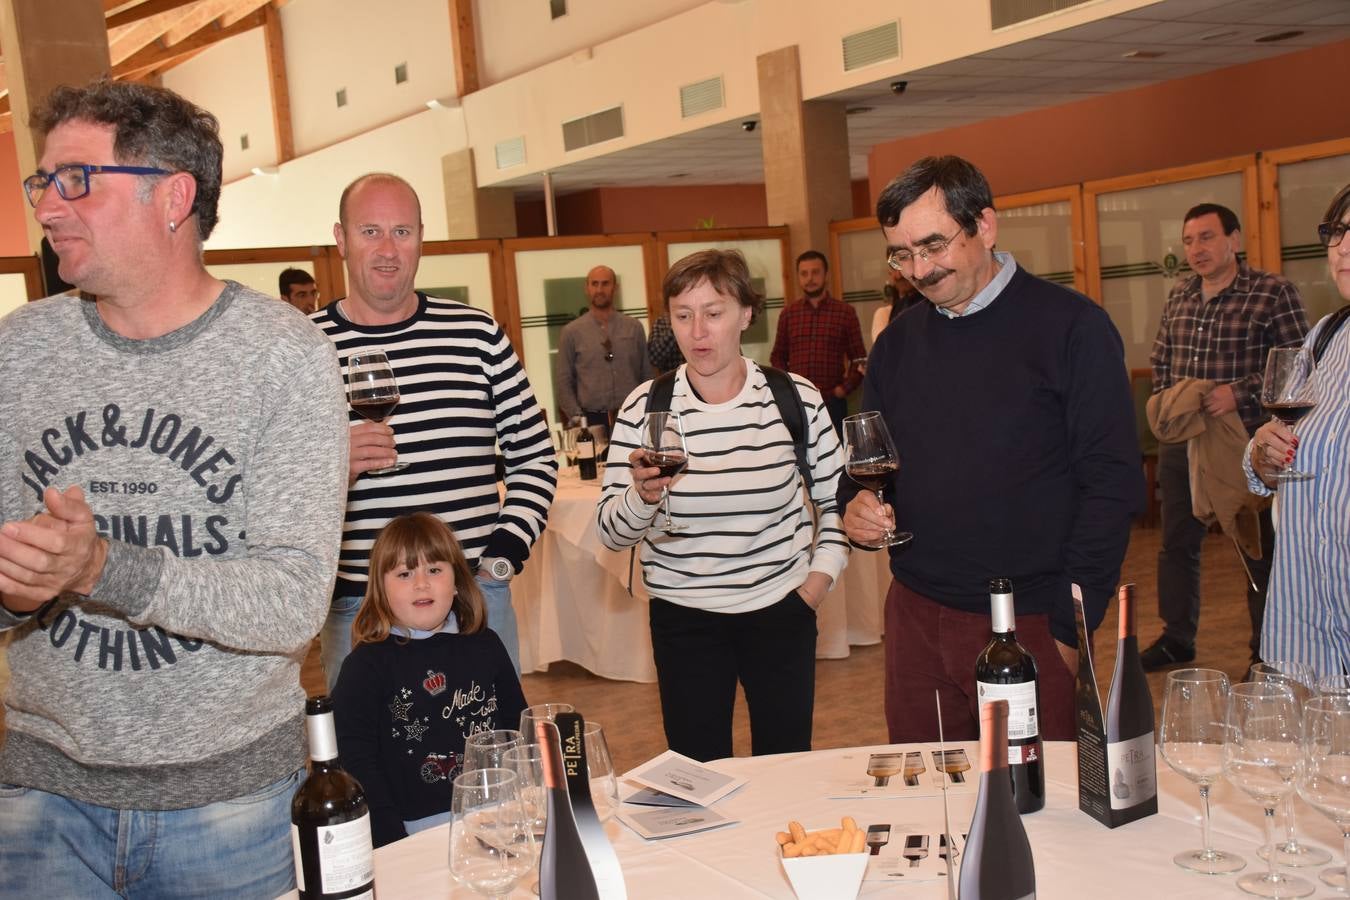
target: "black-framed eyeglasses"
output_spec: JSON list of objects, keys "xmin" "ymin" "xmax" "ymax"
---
[
  {"xmin": 23, "ymin": 164, "xmax": 171, "ymax": 208},
  {"xmin": 1318, "ymin": 220, "xmax": 1348, "ymax": 249},
  {"xmin": 602, "ymin": 338, "xmax": 614, "ymax": 362},
  {"xmin": 887, "ymin": 227, "xmax": 965, "ymax": 271}
]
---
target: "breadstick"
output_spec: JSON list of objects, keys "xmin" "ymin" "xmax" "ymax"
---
[{"xmin": 789, "ymin": 821, "xmax": 806, "ymax": 845}]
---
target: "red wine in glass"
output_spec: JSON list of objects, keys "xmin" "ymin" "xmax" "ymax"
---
[
  {"xmin": 1259, "ymin": 347, "xmax": 1317, "ymax": 481},
  {"xmin": 1263, "ymin": 402, "xmax": 1314, "ymax": 427},
  {"xmin": 347, "ymin": 350, "xmax": 409, "ymax": 476},
  {"xmin": 846, "ymin": 459, "xmax": 898, "ymax": 493},
  {"xmin": 646, "ymin": 452, "xmax": 688, "ymax": 480}
]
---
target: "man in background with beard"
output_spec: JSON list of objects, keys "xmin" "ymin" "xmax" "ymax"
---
[{"xmin": 771, "ymin": 250, "xmax": 866, "ymax": 436}]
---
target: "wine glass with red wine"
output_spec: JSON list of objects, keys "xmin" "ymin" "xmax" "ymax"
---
[
  {"xmin": 1260, "ymin": 347, "xmax": 1317, "ymax": 481},
  {"xmin": 347, "ymin": 350, "xmax": 409, "ymax": 476},
  {"xmin": 640, "ymin": 410, "xmax": 688, "ymax": 534},
  {"xmin": 842, "ymin": 411, "xmax": 912, "ymax": 548}
]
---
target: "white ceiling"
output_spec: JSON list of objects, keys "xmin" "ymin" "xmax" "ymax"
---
[{"xmin": 500, "ymin": 0, "xmax": 1350, "ymax": 198}]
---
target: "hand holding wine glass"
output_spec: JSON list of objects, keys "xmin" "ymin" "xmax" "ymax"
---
[
  {"xmin": 1259, "ymin": 347, "xmax": 1318, "ymax": 481},
  {"xmin": 639, "ymin": 410, "xmax": 688, "ymax": 534},
  {"xmin": 347, "ymin": 350, "xmax": 409, "ymax": 476},
  {"xmin": 842, "ymin": 411, "xmax": 912, "ymax": 548}
]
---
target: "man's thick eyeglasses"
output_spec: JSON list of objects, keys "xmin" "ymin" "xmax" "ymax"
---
[
  {"xmin": 1318, "ymin": 220, "xmax": 1348, "ymax": 249},
  {"xmin": 887, "ymin": 227, "xmax": 965, "ymax": 271},
  {"xmin": 23, "ymin": 164, "xmax": 170, "ymax": 207}
]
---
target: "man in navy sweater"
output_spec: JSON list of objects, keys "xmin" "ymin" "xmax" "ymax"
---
[{"xmin": 840, "ymin": 156, "xmax": 1142, "ymax": 744}]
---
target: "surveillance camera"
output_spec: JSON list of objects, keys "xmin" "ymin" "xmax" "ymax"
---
[
  {"xmin": 741, "ymin": 120, "xmax": 758, "ymax": 132},
  {"xmin": 890, "ymin": 80, "xmax": 908, "ymax": 95}
]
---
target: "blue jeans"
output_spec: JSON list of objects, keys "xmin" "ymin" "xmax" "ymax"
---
[
  {"xmin": 320, "ymin": 576, "xmax": 520, "ymax": 689},
  {"xmin": 0, "ymin": 767, "xmax": 301, "ymax": 898}
]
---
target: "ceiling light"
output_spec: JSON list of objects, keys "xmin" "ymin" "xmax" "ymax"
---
[
  {"xmin": 1199, "ymin": 29, "xmax": 1238, "ymax": 41},
  {"xmin": 1121, "ymin": 49, "xmax": 1165, "ymax": 59},
  {"xmin": 251, "ymin": 165, "xmax": 280, "ymax": 177},
  {"xmin": 425, "ymin": 96, "xmax": 461, "ymax": 110},
  {"xmin": 846, "ymin": 106, "xmax": 874, "ymax": 115},
  {"xmin": 669, "ymin": 173, "xmax": 689, "ymax": 179}
]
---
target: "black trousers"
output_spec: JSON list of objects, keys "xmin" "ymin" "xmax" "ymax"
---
[
  {"xmin": 649, "ymin": 592, "xmax": 818, "ymax": 762},
  {"xmin": 823, "ymin": 394, "xmax": 847, "ymax": 441},
  {"xmin": 1156, "ymin": 441, "xmax": 1273, "ymax": 658}
]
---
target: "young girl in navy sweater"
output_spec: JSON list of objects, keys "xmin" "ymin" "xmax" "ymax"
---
[{"xmin": 332, "ymin": 512, "xmax": 527, "ymax": 847}]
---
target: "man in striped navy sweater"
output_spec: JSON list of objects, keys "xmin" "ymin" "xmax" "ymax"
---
[{"xmin": 312, "ymin": 173, "xmax": 557, "ymax": 686}]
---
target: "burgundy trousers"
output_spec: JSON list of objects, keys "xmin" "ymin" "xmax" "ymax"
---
[{"xmin": 883, "ymin": 579, "xmax": 1078, "ymax": 743}]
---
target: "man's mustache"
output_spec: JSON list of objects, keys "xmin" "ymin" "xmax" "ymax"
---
[{"xmin": 914, "ymin": 268, "xmax": 952, "ymax": 288}]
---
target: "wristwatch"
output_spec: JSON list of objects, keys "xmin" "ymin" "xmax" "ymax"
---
[{"xmin": 481, "ymin": 557, "xmax": 514, "ymax": 582}]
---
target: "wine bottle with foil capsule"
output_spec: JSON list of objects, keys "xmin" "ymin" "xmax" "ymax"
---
[
  {"xmin": 1104, "ymin": 584, "xmax": 1157, "ymax": 821},
  {"xmin": 291, "ymin": 696, "xmax": 375, "ymax": 900},
  {"xmin": 959, "ymin": 699, "xmax": 1037, "ymax": 900},
  {"xmin": 974, "ymin": 577, "xmax": 1045, "ymax": 814}
]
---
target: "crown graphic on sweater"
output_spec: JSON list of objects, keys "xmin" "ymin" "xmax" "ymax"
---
[{"xmin": 423, "ymin": 669, "xmax": 447, "ymax": 696}]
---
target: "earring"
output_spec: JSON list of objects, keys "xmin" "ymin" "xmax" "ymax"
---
[{"xmin": 168, "ymin": 221, "xmax": 177, "ymax": 233}]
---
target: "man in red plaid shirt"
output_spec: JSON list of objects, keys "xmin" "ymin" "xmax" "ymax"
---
[
  {"xmin": 1143, "ymin": 203, "xmax": 1308, "ymax": 671},
  {"xmin": 770, "ymin": 250, "xmax": 866, "ymax": 436}
]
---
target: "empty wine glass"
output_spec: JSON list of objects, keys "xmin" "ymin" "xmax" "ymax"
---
[
  {"xmin": 347, "ymin": 350, "xmax": 410, "ymax": 476},
  {"xmin": 463, "ymin": 730, "xmax": 523, "ymax": 773},
  {"xmin": 582, "ymin": 720, "xmax": 620, "ymax": 824},
  {"xmin": 503, "ymin": 743, "xmax": 548, "ymax": 896},
  {"xmin": 520, "ymin": 703, "xmax": 576, "ymax": 745},
  {"xmin": 1251, "ymin": 662, "xmax": 1332, "ymax": 868},
  {"xmin": 449, "ymin": 767, "xmax": 536, "ymax": 897},
  {"xmin": 640, "ymin": 410, "xmax": 688, "ymax": 534},
  {"xmin": 1159, "ymin": 669, "xmax": 1246, "ymax": 874},
  {"xmin": 1225, "ymin": 681, "xmax": 1314, "ymax": 898},
  {"xmin": 842, "ymin": 411, "xmax": 912, "ymax": 548},
  {"xmin": 1320, "ymin": 674, "xmax": 1350, "ymax": 700},
  {"xmin": 1260, "ymin": 347, "xmax": 1318, "ymax": 481},
  {"xmin": 1299, "ymin": 695, "xmax": 1350, "ymax": 891}
]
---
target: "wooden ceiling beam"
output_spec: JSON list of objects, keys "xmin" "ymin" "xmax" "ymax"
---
[
  {"xmin": 112, "ymin": 8, "xmax": 264, "ymax": 80},
  {"xmin": 447, "ymin": 0, "xmax": 478, "ymax": 97},
  {"xmin": 263, "ymin": 2, "xmax": 294, "ymax": 162},
  {"xmin": 107, "ymin": 0, "xmax": 203, "ymax": 29}
]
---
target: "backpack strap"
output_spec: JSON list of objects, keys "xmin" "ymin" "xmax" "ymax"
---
[
  {"xmin": 1313, "ymin": 304, "xmax": 1350, "ymax": 365},
  {"xmin": 761, "ymin": 366, "xmax": 814, "ymax": 491},
  {"xmin": 644, "ymin": 369, "xmax": 677, "ymax": 417}
]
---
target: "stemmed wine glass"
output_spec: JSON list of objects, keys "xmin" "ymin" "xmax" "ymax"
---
[
  {"xmin": 1250, "ymin": 662, "xmax": 1332, "ymax": 867},
  {"xmin": 1260, "ymin": 347, "xmax": 1318, "ymax": 481},
  {"xmin": 503, "ymin": 743, "xmax": 548, "ymax": 896},
  {"xmin": 347, "ymin": 350, "xmax": 409, "ymax": 476},
  {"xmin": 463, "ymin": 730, "xmax": 523, "ymax": 773},
  {"xmin": 842, "ymin": 411, "xmax": 912, "ymax": 548},
  {"xmin": 1298, "ymin": 695, "xmax": 1350, "ymax": 891},
  {"xmin": 1225, "ymin": 681, "xmax": 1314, "ymax": 898},
  {"xmin": 640, "ymin": 410, "xmax": 688, "ymax": 534},
  {"xmin": 582, "ymin": 720, "xmax": 620, "ymax": 824},
  {"xmin": 1159, "ymin": 668, "xmax": 1246, "ymax": 874},
  {"xmin": 520, "ymin": 703, "xmax": 576, "ymax": 744},
  {"xmin": 448, "ymin": 767, "xmax": 537, "ymax": 897}
]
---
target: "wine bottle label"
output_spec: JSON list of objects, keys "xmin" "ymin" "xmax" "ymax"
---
[
  {"xmin": 976, "ymin": 680, "xmax": 1039, "ymax": 744},
  {"xmin": 1106, "ymin": 732, "xmax": 1157, "ymax": 810},
  {"xmin": 578, "ymin": 441, "xmax": 595, "ymax": 459},
  {"xmin": 306, "ymin": 813, "xmax": 375, "ymax": 892}
]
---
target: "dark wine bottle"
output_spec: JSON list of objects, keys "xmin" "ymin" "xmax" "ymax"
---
[
  {"xmin": 291, "ymin": 696, "xmax": 375, "ymax": 900},
  {"xmin": 973, "ymin": 577, "xmax": 1045, "ymax": 814},
  {"xmin": 1104, "ymin": 584, "xmax": 1158, "ymax": 817},
  {"xmin": 537, "ymin": 718, "xmax": 600, "ymax": 900},
  {"xmin": 959, "ymin": 700, "xmax": 1037, "ymax": 900},
  {"xmin": 577, "ymin": 426, "xmax": 598, "ymax": 481}
]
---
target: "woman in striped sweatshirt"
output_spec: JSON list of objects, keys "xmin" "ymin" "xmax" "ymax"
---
[{"xmin": 597, "ymin": 249, "xmax": 849, "ymax": 762}]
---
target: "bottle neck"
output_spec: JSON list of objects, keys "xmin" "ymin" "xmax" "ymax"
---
[
  {"xmin": 990, "ymin": 592, "xmax": 1016, "ymax": 635},
  {"xmin": 306, "ymin": 710, "xmax": 340, "ymax": 763}
]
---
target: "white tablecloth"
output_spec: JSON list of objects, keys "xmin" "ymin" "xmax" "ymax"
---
[
  {"xmin": 282, "ymin": 741, "xmax": 1344, "ymax": 898},
  {"xmin": 513, "ymin": 473, "xmax": 894, "ymax": 682}
]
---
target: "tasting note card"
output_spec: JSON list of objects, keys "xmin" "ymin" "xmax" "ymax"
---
[
  {"xmin": 624, "ymin": 751, "xmax": 746, "ymax": 807},
  {"xmin": 617, "ymin": 805, "xmax": 738, "ymax": 841}
]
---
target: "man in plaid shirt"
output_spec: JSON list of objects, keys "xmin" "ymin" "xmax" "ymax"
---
[
  {"xmin": 770, "ymin": 250, "xmax": 866, "ymax": 436},
  {"xmin": 1143, "ymin": 202, "xmax": 1308, "ymax": 671}
]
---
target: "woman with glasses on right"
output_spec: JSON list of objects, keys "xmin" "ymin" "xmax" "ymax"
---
[{"xmin": 1244, "ymin": 183, "xmax": 1350, "ymax": 678}]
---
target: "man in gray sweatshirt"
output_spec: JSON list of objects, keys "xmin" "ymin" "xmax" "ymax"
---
[{"xmin": 0, "ymin": 81, "xmax": 348, "ymax": 897}]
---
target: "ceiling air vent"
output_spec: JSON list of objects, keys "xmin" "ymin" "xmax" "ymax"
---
[
  {"xmin": 495, "ymin": 136, "xmax": 526, "ymax": 170},
  {"xmin": 680, "ymin": 76, "xmax": 725, "ymax": 119},
  {"xmin": 990, "ymin": 0, "xmax": 1093, "ymax": 30},
  {"xmin": 842, "ymin": 21, "xmax": 899, "ymax": 72},
  {"xmin": 562, "ymin": 106, "xmax": 624, "ymax": 152}
]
